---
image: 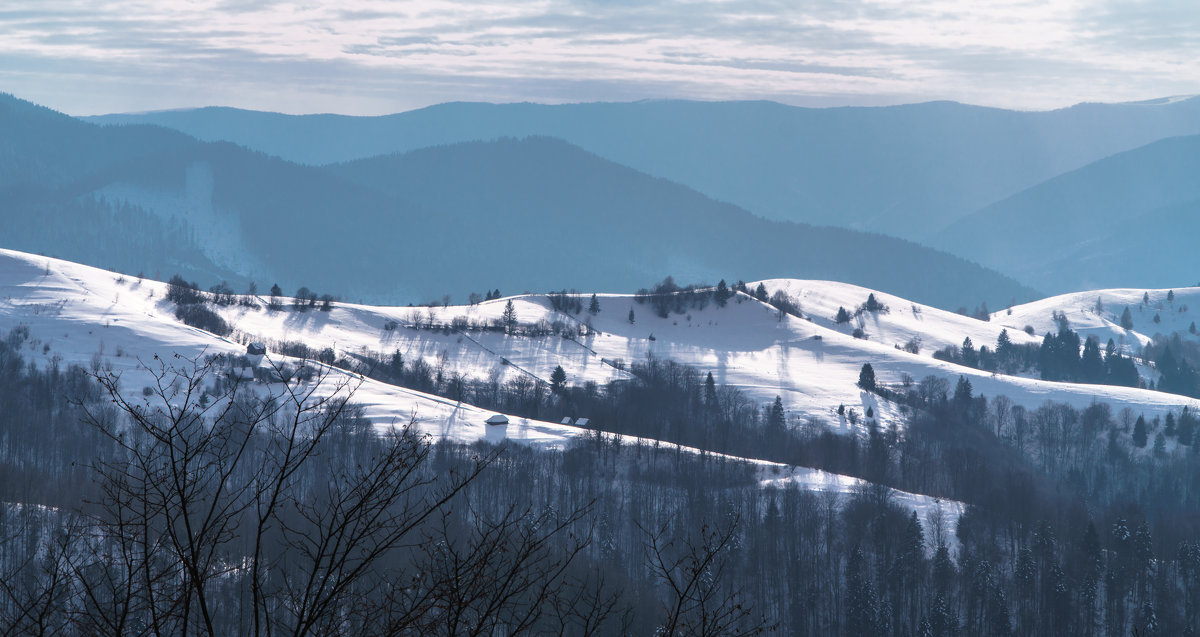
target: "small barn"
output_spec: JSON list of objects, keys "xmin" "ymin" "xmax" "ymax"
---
[
  {"xmin": 247, "ymin": 342, "xmax": 267, "ymax": 356},
  {"xmin": 486, "ymin": 414, "xmax": 510, "ymax": 426}
]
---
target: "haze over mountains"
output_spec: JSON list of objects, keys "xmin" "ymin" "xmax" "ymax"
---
[
  {"xmin": 6, "ymin": 91, "xmax": 1200, "ymax": 306},
  {"xmin": 937, "ymin": 134, "xmax": 1200, "ymax": 293},
  {"xmin": 0, "ymin": 93, "xmax": 1034, "ymax": 310},
  {"xmin": 84, "ymin": 96, "xmax": 1200, "ymax": 296},
  {"xmin": 88, "ymin": 96, "xmax": 1200, "ymax": 241}
]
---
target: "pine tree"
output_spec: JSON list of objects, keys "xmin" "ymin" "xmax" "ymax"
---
[
  {"xmin": 627, "ymin": 308, "xmax": 635, "ymax": 324},
  {"xmin": 704, "ymin": 372, "xmax": 718, "ymax": 410},
  {"xmin": 588, "ymin": 294, "xmax": 600, "ymax": 315},
  {"xmin": 1133, "ymin": 415, "xmax": 1148, "ymax": 448},
  {"xmin": 835, "ymin": 306, "xmax": 852, "ymax": 324},
  {"xmin": 501, "ymin": 299, "xmax": 517, "ymax": 332},
  {"xmin": 858, "ymin": 363, "xmax": 877, "ymax": 391},
  {"xmin": 550, "ymin": 365, "xmax": 567, "ymax": 393},
  {"xmin": 714, "ymin": 279, "xmax": 730, "ymax": 307},
  {"xmin": 865, "ymin": 293, "xmax": 885, "ymax": 313},
  {"xmin": 768, "ymin": 396, "xmax": 785, "ymax": 430},
  {"xmin": 1080, "ymin": 336, "xmax": 1104, "ymax": 383},
  {"xmin": 1121, "ymin": 306, "xmax": 1135, "ymax": 330},
  {"xmin": 1179, "ymin": 407, "xmax": 1195, "ymax": 446},
  {"xmin": 997, "ymin": 329, "xmax": 1013, "ymax": 356},
  {"xmin": 754, "ymin": 282, "xmax": 768, "ymax": 301},
  {"xmin": 961, "ymin": 337, "xmax": 978, "ymax": 368},
  {"xmin": 953, "ymin": 375, "xmax": 973, "ymax": 408}
]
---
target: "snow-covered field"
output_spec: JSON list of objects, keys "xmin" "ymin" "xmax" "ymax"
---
[{"xmin": 3, "ymin": 247, "xmax": 1196, "ymax": 524}]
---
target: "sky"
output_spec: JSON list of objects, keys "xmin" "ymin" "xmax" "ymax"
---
[{"xmin": 1, "ymin": 0, "xmax": 1197, "ymax": 116}]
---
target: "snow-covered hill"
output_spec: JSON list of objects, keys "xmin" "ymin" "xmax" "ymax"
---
[
  {"xmin": 7, "ymin": 246, "xmax": 1195, "ymax": 435},
  {"xmin": 9, "ymin": 248, "xmax": 1200, "ymax": 527},
  {"xmin": 999, "ymin": 286, "xmax": 1200, "ymax": 352},
  {"xmin": 0, "ymin": 248, "xmax": 973, "ymax": 523},
  {"xmin": 208, "ymin": 276, "xmax": 1200, "ymax": 430}
]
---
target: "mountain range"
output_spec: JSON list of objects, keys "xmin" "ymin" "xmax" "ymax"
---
[
  {"xmin": 87, "ymin": 96, "xmax": 1200, "ymax": 242},
  {"xmin": 0, "ymin": 93, "xmax": 1035, "ymax": 310}
]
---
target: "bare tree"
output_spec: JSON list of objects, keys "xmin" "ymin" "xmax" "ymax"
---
[
  {"xmin": 5, "ymin": 353, "xmax": 616, "ymax": 636},
  {"xmin": 641, "ymin": 513, "xmax": 772, "ymax": 637}
]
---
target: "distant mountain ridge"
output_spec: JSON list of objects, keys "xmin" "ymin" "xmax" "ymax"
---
[
  {"xmin": 0, "ymin": 94, "xmax": 1036, "ymax": 310},
  {"xmin": 936, "ymin": 134, "xmax": 1200, "ymax": 293},
  {"xmin": 86, "ymin": 97, "xmax": 1200, "ymax": 239}
]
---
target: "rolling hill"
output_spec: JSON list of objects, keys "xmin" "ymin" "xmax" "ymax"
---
[
  {"xmin": 87, "ymin": 97, "xmax": 1200, "ymax": 239},
  {"xmin": 0, "ymin": 94, "xmax": 1037, "ymax": 311},
  {"xmin": 936, "ymin": 134, "xmax": 1200, "ymax": 293}
]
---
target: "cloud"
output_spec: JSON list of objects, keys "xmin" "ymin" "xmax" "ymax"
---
[{"xmin": 0, "ymin": 0, "xmax": 1196, "ymax": 115}]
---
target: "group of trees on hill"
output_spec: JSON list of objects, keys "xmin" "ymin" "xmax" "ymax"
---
[
  {"xmin": 4, "ymin": 322, "xmax": 1200, "ymax": 634},
  {"xmin": 933, "ymin": 316, "xmax": 1140, "ymax": 389}
]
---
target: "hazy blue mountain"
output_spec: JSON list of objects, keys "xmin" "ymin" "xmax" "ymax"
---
[
  {"xmin": 1, "ymin": 94, "xmax": 1036, "ymax": 308},
  {"xmin": 87, "ymin": 97, "xmax": 1200, "ymax": 239},
  {"xmin": 936, "ymin": 134, "xmax": 1200, "ymax": 293},
  {"xmin": 0, "ymin": 92, "xmax": 191, "ymax": 188},
  {"xmin": 324, "ymin": 136, "xmax": 1038, "ymax": 308}
]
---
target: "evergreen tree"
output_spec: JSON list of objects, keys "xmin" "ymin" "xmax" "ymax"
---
[
  {"xmin": 933, "ymin": 544, "xmax": 955, "ymax": 594},
  {"xmin": 865, "ymin": 293, "xmax": 887, "ymax": 313},
  {"xmin": 953, "ymin": 375, "xmax": 973, "ymax": 410},
  {"xmin": 754, "ymin": 282, "xmax": 768, "ymax": 301},
  {"xmin": 961, "ymin": 337, "xmax": 978, "ymax": 368},
  {"xmin": 501, "ymin": 299, "xmax": 518, "ymax": 331},
  {"xmin": 549, "ymin": 365, "xmax": 567, "ymax": 393},
  {"xmin": 588, "ymin": 294, "xmax": 600, "ymax": 315},
  {"xmin": 1080, "ymin": 336, "xmax": 1105, "ymax": 383},
  {"xmin": 768, "ymin": 396, "xmax": 785, "ymax": 431},
  {"xmin": 1133, "ymin": 415, "xmax": 1148, "ymax": 448},
  {"xmin": 996, "ymin": 329, "xmax": 1013, "ymax": 358},
  {"xmin": 1121, "ymin": 306, "xmax": 1135, "ymax": 330},
  {"xmin": 714, "ymin": 279, "xmax": 730, "ymax": 307},
  {"xmin": 388, "ymin": 350, "xmax": 404, "ymax": 379},
  {"xmin": 858, "ymin": 363, "xmax": 877, "ymax": 391},
  {"xmin": 704, "ymin": 372, "xmax": 718, "ymax": 410},
  {"xmin": 835, "ymin": 306, "xmax": 852, "ymax": 324},
  {"xmin": 627, "ymin": 308, "xmax": 635, "ymax": 324},
  {"xmin": 1179, "ymin": 407, "xmax": 1195, "ymax": 446}
]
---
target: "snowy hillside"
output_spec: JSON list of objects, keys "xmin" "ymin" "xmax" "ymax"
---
[
  {"xmin": 999, "ymin": 286, "xmax": 1200, "ymax": 353},
  {"xmin": 0, "ymin": 247, "xmax": 971, "ymax": 521},
  {"xmin": 15, "ymin": 247, "xmax": 1200, "ymax": 546},
  {"xmin": 204, "ymin": 275, "xmax": 1200, "ymax": 430},
  {"xmin": 7, "ymin": 246, "xmax": 1193, "ymax": 436}
]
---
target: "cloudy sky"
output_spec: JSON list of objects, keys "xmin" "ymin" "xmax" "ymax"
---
[{"xmin": 1, "ymin": 0, "xmax": 1197, "ymax": 115}]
